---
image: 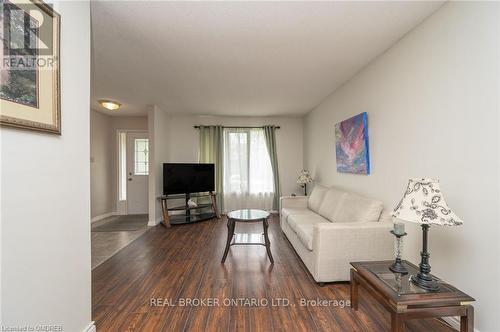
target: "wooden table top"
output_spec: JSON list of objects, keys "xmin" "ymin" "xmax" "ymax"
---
[{"xmin": 351, "ymin": 260, "xmax": 474, "ymax": 306}]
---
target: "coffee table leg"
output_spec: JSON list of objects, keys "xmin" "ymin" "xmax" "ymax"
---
[
  {"xmin": 460, "ymin": 305, "xmax": 474, "ymax": 332},
  {"xmin": 263, "ymin": 218, "xmax": 274, "ymax": 264},
  {"xmin": 221, "ymin": 218, "xmax": 235, "ymax": 263},
  {"xmin": 391, "ymin": 312, "xmax": 405, "ymax": 332},
  {"xmin": 350, "ymin": 269, "xmax": 359, "ymax": 311}
]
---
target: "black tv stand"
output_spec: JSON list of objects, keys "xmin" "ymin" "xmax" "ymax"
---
[{"xmin": 158, "ymin": 191, "xmax": 221, "ymax": 227}]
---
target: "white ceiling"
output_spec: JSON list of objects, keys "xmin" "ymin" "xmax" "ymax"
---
[{"xmin": 91, "ymin": 1, "xmax": 444, "ymax": 117}]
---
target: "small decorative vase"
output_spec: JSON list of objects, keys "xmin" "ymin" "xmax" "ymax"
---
[{"xmin": 389, "ymin": 230, "xmax": 408, "ymax": 275}]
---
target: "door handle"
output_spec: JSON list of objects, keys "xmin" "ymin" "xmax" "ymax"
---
[{"xmin": 128, "ymin": 178, "xmax": 132, "ymax": 181}]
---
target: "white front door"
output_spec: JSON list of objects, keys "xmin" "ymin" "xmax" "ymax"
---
[{"xmin": 126, "ymin": 132, "xmax": 149, "ymax": 214}]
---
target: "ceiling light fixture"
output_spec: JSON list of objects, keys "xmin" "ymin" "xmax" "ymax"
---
[{"xmin": 99, "ymin": 99, "xmax": 121, "ymax": 111}]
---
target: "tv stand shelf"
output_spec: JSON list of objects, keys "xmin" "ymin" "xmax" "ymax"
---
[
  {"xmin": 168, "ymin": 203, "xmax": 213, "ymax": 211},
  {"xmin": 158, "ymin": 192, "xmax": 221, "ymax": 227}
]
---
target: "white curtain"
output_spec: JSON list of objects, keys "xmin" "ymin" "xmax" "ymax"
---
[{"xmin": 223, "ymin": 128, "xmax": 274, "ymax": 212}]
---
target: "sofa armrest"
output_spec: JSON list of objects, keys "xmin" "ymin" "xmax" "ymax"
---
[
  {"xmin": 280, "ymin": 196, "xmax": 308, "ymax": 211},
  {"xmin": 312, "ymin": 221, "xmax": 394, "ymax": 280}
]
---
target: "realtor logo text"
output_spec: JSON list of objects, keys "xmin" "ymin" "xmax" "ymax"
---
[{"xmin": 151, "ymin": 297, "xmax": 350, "ymax": 308}]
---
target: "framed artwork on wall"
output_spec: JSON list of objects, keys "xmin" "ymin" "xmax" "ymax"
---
[
  {"xmin": 335, "ymin": 112, "xmax": 370, "ymax": 175},
  {"xmin": 1, "ymin": 0, "xmax": 61, "ymax": 134}
]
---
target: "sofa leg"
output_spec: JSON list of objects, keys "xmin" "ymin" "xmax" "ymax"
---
[{"xmin": 318, "ymin": 282, "xmax": 325, "ymax": 287}]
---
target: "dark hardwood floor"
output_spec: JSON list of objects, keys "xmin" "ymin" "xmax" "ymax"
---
[{"xmin": 92, "ymin": 215, "xmax": 454, "ymax": 331}]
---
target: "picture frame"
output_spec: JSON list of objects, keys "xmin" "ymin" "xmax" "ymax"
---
[
  {"xmin": 335, "ymin": 112, "xmax": 370, "ymax": 175},
  {"xmin": 1, "ymin": 0, "xmax": 61, "ymax": 134}
]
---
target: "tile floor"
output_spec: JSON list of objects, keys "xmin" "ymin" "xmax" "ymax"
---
[{"xmin": 91, "ymin": 214, "xmax": 149, "ymax": 269}]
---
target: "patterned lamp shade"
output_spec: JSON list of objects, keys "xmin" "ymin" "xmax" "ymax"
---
[
  {"xmin": 392, "ymin": 178, "xmax": 463, "ymax": 226},
  {"xmin": 297, "ymin": 170, "xmax": 313, "ymax": 184}
]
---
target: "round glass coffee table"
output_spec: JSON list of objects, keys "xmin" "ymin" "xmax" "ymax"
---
[{"xmin": 221, "ymin": 209, "xmax": 274, "ymax": 264}]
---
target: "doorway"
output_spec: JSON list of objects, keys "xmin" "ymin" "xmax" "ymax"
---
[
  {"xmin": 126, "ymin": 132, "xmax": 149, "ymax": 214},
  {"xmin": 91, "ymin": 129, "xmax": 150, "ymax": 269},
  {"xmin": 117, "ymin": 130, "xmax": 149, "ymax": 215}
]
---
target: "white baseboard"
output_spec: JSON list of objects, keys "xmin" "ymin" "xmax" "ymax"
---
[
  {"xmin": 91, "ymin": 212, "xmax": 116, "ymax": 223},
  {"xmin": 442, "ymin": 317, "xmax": 480, "ymax": 332},
  {"xmin": 82, "ymin": 322, "xmax": 96, "ymax": 332},
  {"xmin": 148, "ymin": 217, "xmax": 163, "ymax": 226}
]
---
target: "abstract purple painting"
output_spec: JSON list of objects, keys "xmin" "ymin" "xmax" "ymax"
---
[{"xmin": 335, "ymin": 112, "xmax": 370, "ymax": 174}]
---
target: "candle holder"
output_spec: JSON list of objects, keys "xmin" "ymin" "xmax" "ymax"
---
[
  {"xmin": 394, "ymin": 273, "xmax": 403, "ymax": 293},
  {"xmin": 389, "ymin": 230, "xmax": 408, "ymax": 275}
]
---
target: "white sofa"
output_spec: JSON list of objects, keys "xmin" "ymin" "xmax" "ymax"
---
[{"xmin": 280, "ymin": 184, "xmax": 393, "ymax": 283}]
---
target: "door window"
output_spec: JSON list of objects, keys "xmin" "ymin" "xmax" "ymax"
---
[{"xmin": 134, "ymin": 138, "xmax": 149, "ymax": 175}]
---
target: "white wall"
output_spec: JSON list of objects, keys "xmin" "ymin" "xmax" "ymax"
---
[
  {"xmin": 304, "ymin": 2, "xmax": 499, "ymax": 331},
  {"xmin": 148, "ymin": 106, "xmax": 170, "ymax": 225},
  {"xmin": 90, "ymin": 111, "xmax": 147, "ymax": 218},
  {"xmin": 90, "ymin": 110, "xmax": 113, "ymax": 217},
  {"xmin": 1, "ymin": 1, "xmax": 92, "ymax": 331}
]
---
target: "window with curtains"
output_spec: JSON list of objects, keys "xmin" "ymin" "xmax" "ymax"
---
[{"xmin": 223, "ymin": 128, "xmax": 274, "ymax": 211}]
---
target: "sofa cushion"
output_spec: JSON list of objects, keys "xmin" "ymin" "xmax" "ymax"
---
[
  {"xmin": 334, "ymin": 193, "xmax": 384, "ymax": 223},
  {"xmin": 317, "ymin": 187, "xmax": 347, "ymax": 222},
  {"xmin": 281, "ymin": 208, "xmax": 315, "ymax": 220},
  {"xmin": 295, "ymin": 223, "xmax": 314, "ymax": 251},
  {"xmin": 287, "ymin": 213, "xmax": 329, "ymax": 234},
  {"xmin": 307, "ymin": 184, "xmax": 329, "ymax": 213}
]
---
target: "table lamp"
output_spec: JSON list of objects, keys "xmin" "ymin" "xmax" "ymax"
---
[
  {"xmin": 392, "ymin": 178, "xmax": 463, "ymax": 291},
  {"xmin": 297, "ymin": 170, "xmax": 313, "ymax": 195}
]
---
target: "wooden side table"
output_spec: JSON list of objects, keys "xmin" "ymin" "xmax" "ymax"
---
[
  {"xmin": 221, "ymin": 209, "xmax": 274, "ymax": 264},
  {"xmin": 350, "ymin": 260, "xmax": 474, "ymax": 332}
]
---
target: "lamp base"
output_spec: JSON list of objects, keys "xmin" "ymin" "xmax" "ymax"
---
[
  {"xmin": 389, "ymin": 259, "xmax": 408, "ymax": 275},
  {"xmin": 410, "ymin": 272, "xmax": 439, "ymax": 291},
  {"xmin": 411, "ymin": 224, "xmax": 440, "ymax": 292}
]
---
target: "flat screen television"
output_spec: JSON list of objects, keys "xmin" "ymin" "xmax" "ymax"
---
[{"xmin": 163, "ymin": 163, "xmax": 215, "ymax": 195}]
